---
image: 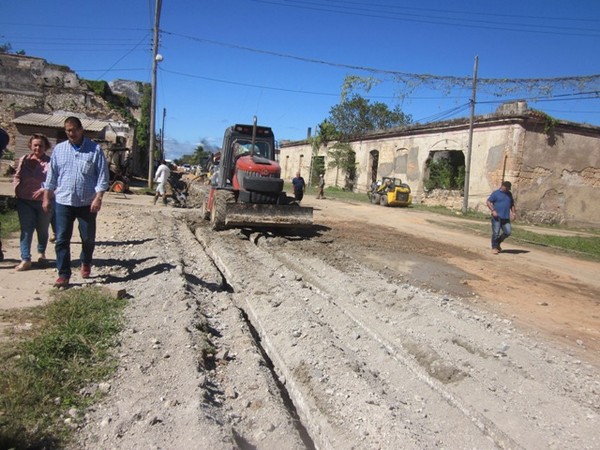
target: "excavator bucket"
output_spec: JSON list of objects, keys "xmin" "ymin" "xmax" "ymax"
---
[{"xmin": 224, "ymin": 203, "xmax": 313, "ymax": 228}]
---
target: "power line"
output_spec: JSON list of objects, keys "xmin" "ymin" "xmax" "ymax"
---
[
  {"xmin": 95, "ymin": 32, "xmax": 152, "ymax": 81},
  {"xmin": 159, "ymin": 67, "xmax": 339, "ymax": 97},
  {"xmin": 305, "ymin": 0, "xmax": 600, "ymax": 24},
  {"xmin": 248, "ymin": 0, "xmax": 600, "ymax": 38},
  {"xmin": 415, "ymin": 103, "xmax": 471, "ymax": 124},
  {"xmin": 164, "ymin": 30, "xmax": 600, "ymax": 87}
]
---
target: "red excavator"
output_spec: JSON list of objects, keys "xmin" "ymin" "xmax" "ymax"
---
[{"xmin": 199, "ymin": 118, "xmax": 313, "ymax": 230}]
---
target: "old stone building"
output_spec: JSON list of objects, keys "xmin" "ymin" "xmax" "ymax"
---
[
  {"xmin": 280, "ymin": 104, "xmax": 600, "ymax": 227},
  {"xmin": 0, "ymin": 53, "xmax": 140, "ymax": 174}
]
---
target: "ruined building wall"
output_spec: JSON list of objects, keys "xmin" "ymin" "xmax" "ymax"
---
[
  {"xmin": 518, "ymin": 123, "xmax": 600, "ymax": 227},
  {"xmin": 0, "ymin": 53, "xmax": 130, "ymax": 153},
  {"xmin": 281, "ymin": 117, "xmax": 600, "ymax": 226}
]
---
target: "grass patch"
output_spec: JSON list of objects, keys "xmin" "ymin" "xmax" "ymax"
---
[
  {"xmin": 284, "ymin": 182, "xmax": 371, "ymax": 203},
  {"xmin": 0, "ymin": 287, "xmax": 127, "ymax": 449},
  {"xmin": 0, "ymin": 195, "xmax": 19, "ymax": 238},
  {"xmin": 441, "ymin": 218, "xmax": 600, "ymax": 261},
  {"xmin": 510, "ymin": 228, "xmax": 600, "ymax": 260},
  {"xmin": 285, "ymin": 185, "xmax": 600, "ymax": 260}
]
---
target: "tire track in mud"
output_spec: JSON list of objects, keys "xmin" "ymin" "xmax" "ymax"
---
[
  {"xmin": 194, "ymin": 228, "xmax": 500, "ymax": 448},
  {"xmin": 78, "ymin": 209, "xmax": 309, "ymax": 450},
  {"xmin": 194, "ymin": 225, "xmax": 600, "ymax": 450}
]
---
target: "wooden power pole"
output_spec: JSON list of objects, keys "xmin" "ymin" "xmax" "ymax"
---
[
  {"xmin": 462, "ymin": 56, "xmax": 479, "ymax": 214},
  {"xmin": 148, "ymin": 0, "xmax": 162, "ymax": 187}
]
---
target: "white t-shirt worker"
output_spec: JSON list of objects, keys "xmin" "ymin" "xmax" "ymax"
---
[{"xmin": 153, "ymin": 160, "xmax": 171, "ymax": 205}]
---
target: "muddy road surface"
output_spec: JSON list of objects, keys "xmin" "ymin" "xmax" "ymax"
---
[{"xmin": 46, "ymin": 193, "xmax": 598, "ymax": 449}]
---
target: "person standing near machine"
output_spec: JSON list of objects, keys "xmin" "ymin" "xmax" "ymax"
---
[
  {"xmin": 153, "ymin": 160, "xmax": 171, "ymax": 205},
  {"xmin": 292, "ymin": 171, "xmax": 306, "ymax": 202}
]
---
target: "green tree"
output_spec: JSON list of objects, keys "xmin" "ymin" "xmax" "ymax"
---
[
  {"xmin": 425, "ymin": 159, "xmax": 465, "ymax": 191},
  {"xmin": 311, "ymin": 76, "xmax": 411, "ymax": 190},
  {"xmin": 136, "ymin": 83, "xmax": 152, "ymax": 173},
  {"xmin": 174, "ymin": 142, "xmax": 212, "ymax": 167},
  {"xmin": 313, "ymin": 120, "xmax": 341, "ymax": 147},
  {"xmin": 327, "ymin": 142, "xmax": 357, "ymax": 189},
  {"xmin": 329, "ymin": 95, "xmax": 412, "ymax": 139},
  {"xmin": 310, "ymin": 155, "xmax": 325, "ymax": 185}
]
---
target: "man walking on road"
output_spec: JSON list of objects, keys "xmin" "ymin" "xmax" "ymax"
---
[
  {"xmin": 292, "ymin": 171, "xmax": 305, "ymax": 202},
  {"xmin": 317, "ymin": 174, "xmax": 326, "ymax": 199},
  {"xmin": 153, "ymin": 160, "xmax": 171, "ymax": 205},
  {"xmin": 43, "ymin": 117, "xmax": 109, "ymax": 287},
  {"xmin": 486, "ymin": 181, "xmax": 516, "ymax": 254}
]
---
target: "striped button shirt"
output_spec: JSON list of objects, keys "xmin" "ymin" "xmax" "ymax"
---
[{"xmin": 45, "ymin": 138, "xmax": 109, "ymax": 207}]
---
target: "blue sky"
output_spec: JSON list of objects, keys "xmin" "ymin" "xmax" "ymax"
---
[{"xmin": 3, "ymin": 0, "xmax": 599, "ymax": 159}]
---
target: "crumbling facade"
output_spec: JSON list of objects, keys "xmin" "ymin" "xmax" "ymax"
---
[
  {"xmin": 280, "ymin": 107, "xmax": 600, "ymax": 227},
  {"xmin": 0, "ymin": 53, "xmax": 139, "ymax": 173}
]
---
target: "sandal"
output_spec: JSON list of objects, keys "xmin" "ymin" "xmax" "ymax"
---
[{"xmin": 15, "ymin": 261, "xmax": 32, "ymax": 271}]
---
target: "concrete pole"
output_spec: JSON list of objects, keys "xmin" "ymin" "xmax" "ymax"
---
[
  {"xmin": 161, "ymin": 107, "xmax": 166, "ymax": 161},
  {"xmin": 147, "ymin": 0, "xmax": 162, "ymax": 188},
  {"xmin": 462, "ymin": 56, "xmax": 479, "ymax": 214}
]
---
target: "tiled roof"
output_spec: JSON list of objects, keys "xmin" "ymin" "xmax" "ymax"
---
[{"xmin": 12, "ymin": 113, "xmax": 109, "ymax": 132}]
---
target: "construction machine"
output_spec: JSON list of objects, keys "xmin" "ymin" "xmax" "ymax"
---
[
  {"xmin": 199, "ymin": 118, "xmax": 313, "ymax": 230},
  {"xmin": 368, "ymin": 177, "xmax": 412, "ymax": 207}
]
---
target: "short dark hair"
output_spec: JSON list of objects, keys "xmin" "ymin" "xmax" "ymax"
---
[
  {"xmin": 502, "ymin": 181, "xmax": 512, "ymax": 190},
  {"xmin": 64, "ymin": 116, "xmax": 83, "ymax": 129}
]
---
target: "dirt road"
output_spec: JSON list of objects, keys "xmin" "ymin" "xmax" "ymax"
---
[{"xmin": 1, "ymin": 181, "xmax": 599, "ymax": 449}]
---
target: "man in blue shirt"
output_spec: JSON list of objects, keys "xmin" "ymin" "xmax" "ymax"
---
[
  {"xmin": 486, "ymin": 181, "xmax": 516, "ymax": 254},
  {"xmin": 43, "ymin": 117, "xmax": 109, "ymax": 287},
  {"xmin": 292, "ymin": 171, "xmax": 305, "ymax": 202}
]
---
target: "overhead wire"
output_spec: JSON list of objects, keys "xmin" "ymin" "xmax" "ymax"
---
[
  {"xmin": 4, "ymin": 7, "xmax": 598, "ymax": 125},
  {"xmin": 163, "ymin": 30, "xmax": 600, "ymax": 88},
  {"xmin": 95, "ymin": 32, "xmax": 152, "ymax": 81},
  {"xmin": 300, "ymin": 0, "xmax": 600, "ymax": 24},
  {"xmin": 414, "ymin": 103, "xmax": 471, "ymax": 124},
  {"xmin": 248, "ymin": 0, "xmax": 600, "ymax": 38}
]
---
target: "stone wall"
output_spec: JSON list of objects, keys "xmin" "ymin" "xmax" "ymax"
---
[
  {"xmin": 280, "ymin": 115, "xmax": 600, "ymax": 227},
  {"xmin": 0, "ymin": 53, "xmax": 135, "ymax": 162},
  {"xmin": 517, "ymin": 122, "xmax": 600, "ymax": 226}
]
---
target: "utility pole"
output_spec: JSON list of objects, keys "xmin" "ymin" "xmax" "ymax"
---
[
  {"xmin": 147, "ymin": 0, "xmax": 162, "ymax": 188},
  {"xmin": 462, "ymin": 56, "xmax": 479, "ymax": 214},
  {"xmin": 161, "ymin": 107, "xmax": 166, "ymax": 161}
]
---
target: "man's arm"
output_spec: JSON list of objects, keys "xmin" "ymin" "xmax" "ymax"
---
[
  {"xmin": 42, "ymin": 189, "xmax": 53, "ymax": 213},
  {"xmin": 486, "ymin": 199, "xmax": 498, "ymax": 218},
  {"xmin": 91, "ymin": 145, "xmax": 109, "ymax": 213},
  {"xmin": 42, "ymin": 154, "xmax": 57, "ymax": 213}
]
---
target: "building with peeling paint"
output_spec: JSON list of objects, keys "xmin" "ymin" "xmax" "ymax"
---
[{"xmin": 280, "ymin": 103, "xmax": 600, "ymax": 227}]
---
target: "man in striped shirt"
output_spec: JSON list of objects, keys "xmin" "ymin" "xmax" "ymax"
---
[{"xmin": 43, "ymin": 116, "xmax": 109, "ymax": 288}]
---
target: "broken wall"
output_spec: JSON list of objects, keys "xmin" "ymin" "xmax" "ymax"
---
[
  {"xmin": 280, "ymin": 116, "xmax": 600, "ymax": 227},
  {"xmin": 518, "ymin": 123, "xmax": 600, "ymax": 226}
]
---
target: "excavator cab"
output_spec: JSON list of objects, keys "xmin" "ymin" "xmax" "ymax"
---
[{"xmin": 201, "ymin": 118, "xmax": 313, "ymax": 230}]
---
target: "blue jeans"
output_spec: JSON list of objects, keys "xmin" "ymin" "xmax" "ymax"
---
[
  {"xmin": 17, "ymin": 199, "xmax": 51, "ymax": 261},
  {"xmin": 54, "ymin": 203, "xmax": 97, "ymax": 279},
  {"xmin": 491, "ymin": 217, "xmax": 512, "ymax": 249}
]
